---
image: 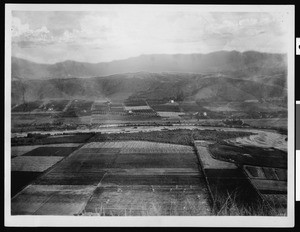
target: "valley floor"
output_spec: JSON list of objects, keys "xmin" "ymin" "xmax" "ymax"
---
[
  {"xmin": 10, "ymin": 125, "xmax": 288, "ymax": 216},
  {"xmin": 12, "ymin": 141, "xmax": 211, "ymax": 216}
]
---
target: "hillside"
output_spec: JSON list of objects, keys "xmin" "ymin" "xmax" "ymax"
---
[
  {"xmin": 11, "ymin": 51, "xmax": 287, "ymax": 80},
  {"xmin": 11, "ymin": 71, "xmax": 287, "ymax": 106}
]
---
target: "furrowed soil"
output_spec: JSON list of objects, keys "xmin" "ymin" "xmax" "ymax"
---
[{"xmin": 12, "ymin": 141, "xmax": 212, "ymax": 216}]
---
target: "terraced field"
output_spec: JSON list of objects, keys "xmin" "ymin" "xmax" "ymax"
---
[{"xmin": 11, "ymin": 141, "xmax": 211, "ymax": 216}]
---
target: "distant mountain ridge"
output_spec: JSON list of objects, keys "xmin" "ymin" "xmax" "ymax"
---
[{"xmin": 12, "ymin": 50, "xmax": 287, "ymax": 80}]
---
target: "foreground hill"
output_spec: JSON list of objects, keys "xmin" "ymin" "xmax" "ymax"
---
[{"xmin": 12, "ymin": 51, "xmax": 286, "ymax": 80}]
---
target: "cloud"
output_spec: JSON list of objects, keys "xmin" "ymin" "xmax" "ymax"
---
[
  {"xmin": 12, "ymin": 16, "xmax": 54, "ymax": 47},
  {"xmin": 11, "ymin": 11, "xmax": 290, "ymax": 63}
]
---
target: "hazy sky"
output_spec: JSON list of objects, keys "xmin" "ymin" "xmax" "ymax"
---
[{"xmin": 11, "ymin": 9, "xmax": 289, "ymax": 63}]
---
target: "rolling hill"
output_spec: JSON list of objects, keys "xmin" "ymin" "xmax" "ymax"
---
[
  {"xmin": 11, "ymin": 71, "xmax": 287, "ymax": 106},
  {"xmin": 11, "ymin": 50, "xmax": 287, "ymax": 107}
]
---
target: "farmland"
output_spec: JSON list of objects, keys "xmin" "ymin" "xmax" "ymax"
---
[
  {"xmin": 12, "ymin": 141, "xmax": 211, "ymax": 216},
  {"xmin": 10, "ymin": 95, "xmax": 288, "ymax": 216},
  {"xmin": 11, "ymin": 143, "xmax": 82, "ymax": 197},
  {"xmin": 11, "ymin": 133, "xmax": 94, "ymax": 146},
  {"xmin": 63, "ymin": 99, "xmax": 94, "ymax": 117},
  {"xmin": 10, "ymin": 125, "xmax": 287, "ymax": 216},
  {"xmin": 42, "ymin": 99, "xmax": 70, "ymax": 112},
  {"xmin": 243, "ymin": 118, "xmax": 287, "ymax": 129},
  {"xmin": 12, "ymin": 101, "xmax": 43, "ymax": 112},
  {"xmin": 11, "ymin": 98, "xmax": 288, "ymax": 134}
]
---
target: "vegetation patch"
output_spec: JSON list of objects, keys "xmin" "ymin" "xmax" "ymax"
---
[
  {"xmin": 208, "ymin": 142, "xmax": 287, "ymax": 168},
  {"xmin": 91, "ymin": 129, "xmax": 254, "ymax": 146},
  {"xmin": 12, "ymin": 133, "xmax": 94, "ymax": 146},
  {"xmin": 42, "ymin": 99, "xmax": 70, "ymax": 112},
  {"xmin": 12, "ymin": 101, "xmax": 43, "ymax": 112}
]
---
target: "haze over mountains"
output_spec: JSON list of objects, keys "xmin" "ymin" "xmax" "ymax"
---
[
  {"xmin": 12, "ymin": 51, "xmax": 286, "ymax": 80},
  {"xmin": 11, "ymin": 50, "xmax": 287, "ymax": 105}
]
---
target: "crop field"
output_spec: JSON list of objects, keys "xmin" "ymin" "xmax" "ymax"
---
[
  {"xmin": 66, "ymin": 100, "xmax": 94, "ymax": 116},
  {"xmin": 11, "ymin": 133, "xmax": 94, "ymax": 146},
  {"xmin": 12, "ymin": 101, "xmax": 44, "ymax": 112},
  {"xmin": 54, "ymin": 116, "xmax": 92, "ymax": 125},
  {"xmin": 157, "ymin": 112, "xmax": 185, "ymax": 118},
  {"xmin": 202, "ymin": 104, "xmax": 239, "ymax": 112},
  {"xmin": 194, "ymin": 140, "xmax": 276, "ymax": 215},
  {"xmin": 110, "ymin": 103, "xmax": 124, "ymax": 107},
  {"xmin": 11, "ymin": 117, "xmax": 36, "ymax": 127},
  {"xmin": 11, "ymin": 145, "xmax": 80, "ymax": 197},
  {"xmin": 21, "ymin": 146, "xmax": 77, "ymax": 157},
  {"xmin": 91, "ymin": 114, "xmax": 159, "ymax": 124},
  {"xmin": 243, "ymin": 165, "xmax": 287, "ymax": 212},
  {"xmin": 151, "ymin": 104, "xmax": 181, "ymax": 112},
  {"xmin": 179, "ymin": 102, "xmax": 208, "ymax": 113},
  {"xmin": 124, "ymin": 105, "xmax": 152, "ymax": 111},
  {"xmin": 243, "ymin": 118, "xmax": 287, "ymax": 129},
  {"xmin": 244, "ymin": 166, "xmax": 287, "ymax": 181},
  {"xmin": 92, "ymin": 102, "xmax": 110, "ymax": 112},
  {"xmin": 109, "ymin": 107, "xmax": 125, "ymax": 113},
  {"xmin": 11, "ymin": 141, "xmax": 212, "ymax": 215},
  {"xmin": 124, "ymin": 100, "xmax": 148, "ymax": 106},
  {"xmin": 147, "ymin": 99, "xmax": 169, "ymax": 105},
  {"xmin": 42, "ymin": 100, "xmax": 70, "ymax": 112},
  {"xmin": 85, "ymin": 141, "xmax": 195, "ymax": 152},
  {"xmin": 11, "ymin": 115, "xmax": 57, "ymax": 130},
  {"xmin": 33, "ymin": 116, "xmax": 56, "ymax": 125},
  {"xmin": 92, "ymin": 102, "xmax": 126, "ymax": 115},
  {"xmin": 11, "ymin": 185, "xmax": 95, "ymax": 215},
  {"xmin": 11, "ymin": 171, "xmax": 41, "ymax": 197},
  {"xmin": 11, "ymin": 156, "xmax": 64, "ymax": 172},
  {"xmin": 11, "ymin": 143, "xmax": 82, "ymax": 158},
  {"xmin": 228, "ymin": 102, "xmax": 287, "ymax": 112}
]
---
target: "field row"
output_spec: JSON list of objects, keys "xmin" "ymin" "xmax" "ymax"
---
[
  {"xmin": 11, "ymin": 141, "xmax": 211, "ymax": 215},
  {"xmin": 83, "ymin": 141, "xmax": 194, "ymax": 151},
  {"xmin": 11, "ymin": 99, "xmax": 206, "ymax": 116},
  {"xmin": 11, "ymin": 144, "xmax": 82, "ymax": 197}
]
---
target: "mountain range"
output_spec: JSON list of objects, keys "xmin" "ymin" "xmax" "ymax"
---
[
  {"xmin": 12, "ymin": 50, "xmax": 286, "ymax": 80},
  {"xmin": 11, "ymin": 51, "xmax": 287, "ymax": 106}
]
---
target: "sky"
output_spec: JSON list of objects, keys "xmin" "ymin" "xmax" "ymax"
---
[{"xmin": 11, "ymin": 8, "xmax": 290, "ymax": 64}]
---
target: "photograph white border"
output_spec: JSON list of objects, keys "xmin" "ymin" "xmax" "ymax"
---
[{"xmin": 5, "ymin": 4, "xmax": 295, "ymax": 227}]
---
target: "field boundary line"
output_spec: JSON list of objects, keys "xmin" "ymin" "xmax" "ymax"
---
[
  {"xmin": 78, "ymin": 172, "xmax": 108, "ymax": 215},
  {"xmin": 193, "ymin": 141, "xmax": 214, "ymax": 210},
  {"xmin": 32, "ymin": 192, "xmax": 56, "ymax": 215},
  {"xmin": 11, "ymin": 141, "xmax": 89, "ymax": 201}
]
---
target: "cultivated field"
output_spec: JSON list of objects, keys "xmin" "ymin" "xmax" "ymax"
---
[
  {"xmin": 11, "ymin": 144, "xmax": 82, "ymax": 197},
  {"xmin": 41, "ymin": 99, "xmax": 70, "ymax": 112},
  {"xmin": 12, "ymin": 101, "xmax": 43, "ymax": 112},
  {"xmin": 11, "ymin": 143, "xmax": 81, "ymax": 158},
  {"xmin": 11, "ymin": 141, "xmax": 211, "ymax": 216},
  {"xmin": 243, "ymin": 118, "xmax": 287, "ymax": 129}
]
